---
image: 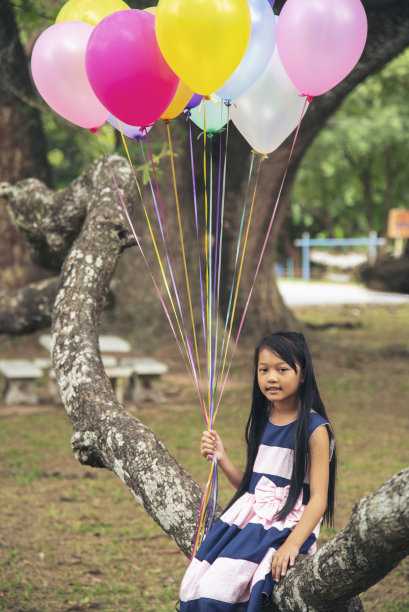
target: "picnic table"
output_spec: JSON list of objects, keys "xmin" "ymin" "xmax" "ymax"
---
[{"xmin": 0, "ymin": 335, "xmax": 168, "ymax": 405}]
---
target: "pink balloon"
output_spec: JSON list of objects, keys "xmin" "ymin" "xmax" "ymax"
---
[
  {"xmin": 276, "ymin": 0, "xmax": 367, "ymax": 97},
  {"xmin": 85, "ymin": 10, "xmax": 179, "ymax": 127},
  {"xmin": 31, "ymin": 21, "xmax": 109, "ymax": 129}
]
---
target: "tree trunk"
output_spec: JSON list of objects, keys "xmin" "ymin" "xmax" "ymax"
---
[
  {"xmin": 0, "ymin": 0, "xmax": 52, "ymax": 290},
  {"xmin": 226, "ymin": 0, "xmax": 409, "ymax": 338}
]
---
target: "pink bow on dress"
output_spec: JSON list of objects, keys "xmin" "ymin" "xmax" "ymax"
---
[{"xmin": 254, "ymin": 476, "xmax": 303, "ymax": 522}]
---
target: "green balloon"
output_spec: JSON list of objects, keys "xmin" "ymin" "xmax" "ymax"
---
[{"xmin": 188, "ymin": 95, "xmax": 229, "ymax": 133}]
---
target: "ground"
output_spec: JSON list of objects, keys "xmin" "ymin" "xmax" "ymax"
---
[{"xmin": 0, "ymin": 301, "xmax": 408, "ymax": 611}]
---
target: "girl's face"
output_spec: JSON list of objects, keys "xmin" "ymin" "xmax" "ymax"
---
[{"xmin": 257, "ymin": 347, "xmax": 302, "ymax": 406}]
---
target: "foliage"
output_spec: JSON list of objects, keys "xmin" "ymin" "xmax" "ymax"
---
[{"xmin": 290, "ymin": 48, "xmax": 409, "ymax": 241}]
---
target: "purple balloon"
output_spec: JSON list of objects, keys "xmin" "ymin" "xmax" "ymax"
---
[
  {"xmin": 107, "ymin": 114, "xmax": 152, "ymax": 140},
  {"xmin": 267, "ymin": 0, "xmax": 275, "ymax": 6},
  {"xmin": 185, "ymin": 93, "xmax": 203, "ymax": 110}
]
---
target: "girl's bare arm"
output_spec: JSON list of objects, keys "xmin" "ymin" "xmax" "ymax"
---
[{"xmin": 271, "ymin": 425, "xmax": 330, "ymax": 582}]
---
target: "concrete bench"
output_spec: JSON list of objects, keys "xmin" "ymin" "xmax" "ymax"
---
[
  {"xmin": 121, "ymin": 358, "xmax": 169, "ymax": 403},
  {"xmin": 39, "ymin": 334, "xmax": 132, "ymax": 354},
  {"xmin": 37, "ymin": 335, "xmax": 168, "ymax": 403},
  {"xmin": 0, "ymin": 359, "xmax": 44, "ymax": 405}
]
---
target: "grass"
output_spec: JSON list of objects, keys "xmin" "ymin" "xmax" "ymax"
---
[{"xmin": 0, "ymin": 303, "xmax": 408, "ymax": 610}]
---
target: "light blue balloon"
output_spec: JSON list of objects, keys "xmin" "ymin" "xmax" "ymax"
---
[
  {"xmin": 217, "ymin": 0, "xmax": 276, "ymax": 101},
  {"xmin": 188, "ymin": 95, "xmax": 229, "ymax": 133}
]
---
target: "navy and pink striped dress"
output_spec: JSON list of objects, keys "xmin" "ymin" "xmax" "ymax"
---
[{"xmin": 180, "ymin": 411, "xmax": 333, "ymax": 611}]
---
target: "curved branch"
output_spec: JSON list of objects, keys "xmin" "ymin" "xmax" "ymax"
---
[
  {"xmin": 0, "ymin": 276, "xmax": 59, "ymax": 334},
  {"xmin": 50, "ymin": 154, "xmax": 206, "ymax": 557},
  {"xmin": 0, "ymin": 154, "xmax": 136, "ymax": 269}
]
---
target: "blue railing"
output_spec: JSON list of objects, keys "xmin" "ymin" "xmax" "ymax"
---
[{"xmin": 294, "ymin": 231, "xmax": 386, "ymax": 281}]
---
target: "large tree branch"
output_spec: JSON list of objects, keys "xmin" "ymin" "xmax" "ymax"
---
[
  {"xmin": 0, "ymin": 154, "xmax": 136, "ymax": 269},
  {"xmin": 50, "ymin": 154, "xmax": 206, "ymax": 557}
]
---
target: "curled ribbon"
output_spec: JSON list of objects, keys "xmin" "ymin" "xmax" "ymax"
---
[{"xmin": 254, "ymin": 476, "xmax": 303, "ymax": 522}]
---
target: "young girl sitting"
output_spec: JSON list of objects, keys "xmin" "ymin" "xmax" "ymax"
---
[{"xmin": 179, "ymin": 331, "xmax": 336, "ymax": 611}]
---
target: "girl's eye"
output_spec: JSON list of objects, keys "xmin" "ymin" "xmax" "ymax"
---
[{"xmin": 279, "ymin": 368, "xmax": 288, "ymax": 372}]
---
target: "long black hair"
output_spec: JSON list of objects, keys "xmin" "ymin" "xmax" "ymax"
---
[{"xmin": 225, "ymin": 331, "xmax": 336, "ymax": 526}]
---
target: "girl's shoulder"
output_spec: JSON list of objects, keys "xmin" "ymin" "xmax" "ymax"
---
[
  {"xmin": 308, "ymin": 411, "xmax": 335, "ymax": 458},
  {"xmin": 308, "ymin": 410, "xmax": 329, "ymax": 435}
]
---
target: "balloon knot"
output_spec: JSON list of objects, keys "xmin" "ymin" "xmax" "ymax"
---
[
  {"xmin": 299, "ymin": 93, "xmax": 313, "ymax": 103},
  {"xmin": 224, "ymin": 100, "xmax": 232, "ymax": 107},
  {"xmin": 251, "ymin": 150, "xmax": 268, "ymax": 160},
  {"xmin": 90, "ymin": 127, "xmax": 103, "ymax": 135}
]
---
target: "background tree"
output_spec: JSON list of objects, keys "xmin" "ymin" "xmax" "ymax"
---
[{"xmin": 2, "ymin": 0, "xmax": 409, "ymax": 346}]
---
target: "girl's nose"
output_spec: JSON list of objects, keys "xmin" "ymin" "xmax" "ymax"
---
[{"xmin": 268, "ymin": 371, "xmax": 278, "ymax": 382}]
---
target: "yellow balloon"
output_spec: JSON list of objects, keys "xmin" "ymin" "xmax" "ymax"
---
[
  {"xmin": 156, "ymin": 0, "xmax": 251, "ymax": 96},
  {"xmin": 160, "ymin": 80, "xmax": 195, "ymax": 121},
  {"xmin": 144, "ymin": 7, "xmax": 157, "ymax": 15},
  {"xmin": 56, "ymin": 0, "xmax": 129, "ymax": 26}
]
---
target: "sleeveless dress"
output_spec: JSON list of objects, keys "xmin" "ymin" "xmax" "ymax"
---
[{"xmin": 179, "ymin": 412, "xmax": 333, "ymax": 611}]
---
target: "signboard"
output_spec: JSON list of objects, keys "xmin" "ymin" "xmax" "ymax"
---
[{"xmin": 387, "ymin": 209, "xmax": 409, "ymax": 239}]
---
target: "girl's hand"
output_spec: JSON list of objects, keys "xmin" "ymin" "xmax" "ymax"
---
[
  {"xmin": 201, "ymin": 429, "xmax": 225, "ymax": 462},
  {"xmin": 271, "ymin": 540, "xmax": 300, "ymax": 583}
]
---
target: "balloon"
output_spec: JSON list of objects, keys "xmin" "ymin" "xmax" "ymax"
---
[
  {"xmin": 188, "ymin": 96, "xmax": 229, "ymax": 134},
  {"xmin": 217, "ymin": 0, "xmax": 276, "ymax": 101},
  {"xmin": 276, "ymin": 0, "xmax": 367, "ymax": 97},
  {"xmin": 56, "ymin": 0, "xmax": 129, "ymax": 26},
  {"xmin": 107, "ymin": 115, "xmax": 152, "ymax": 140},
  {"xmin": 31, "ymin": 21, "xmax": 108, "ymax": 129},
  {"xmin": 155, "ymin": 0, "xmax": 251, "ymax": 95},
  {"xmin": 86, "ymin": 10, "xmax": 179, "ymax": 127},
  {"xmin": 230, "ymin": 47, "xmax": 308, "ymax": 154},
  {"xmin": 185, "ymin": 93, "xmax": 203, "ymax": 111},
  {"xmin": 160, "ymin": 80, "xmax": 195, "ymax": 121},
  {"xmin": 144, "ymin": 6, "xmax": 156, "ymax": 15}
]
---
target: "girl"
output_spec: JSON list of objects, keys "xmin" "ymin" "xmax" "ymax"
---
[{"xmin": 179, "ymin": 331, "xmax": 336, "ymax": 610}]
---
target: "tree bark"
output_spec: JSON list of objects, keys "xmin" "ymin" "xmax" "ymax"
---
[{"xmin": 0, "ymin": 0, "xmax": 52, "ymax": 290}]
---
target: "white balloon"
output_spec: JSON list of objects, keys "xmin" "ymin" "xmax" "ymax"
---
[
  {"xmin": 216, "ymin": 0, "xmax": 276, "ymax": 101},
  {"xmin": 230, "ymin": 46, "xmax": 308, "ymax": 154}
]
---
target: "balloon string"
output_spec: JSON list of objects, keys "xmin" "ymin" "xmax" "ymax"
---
[
  {"xmin": 203, "ymin": 108, "xmax": 211, "ymax": 408},
  {"xmin": 104, "ymin": 157, "xmax": 196, "ymax": 391},
  {"xmin": 214, "ymin": 98, "xmax": 309, "ymax": 420},
  {"xmin": 218, "ymin": 152, "xmax": 263, "ymax": 395},
  {"xmin": 213, "ymin": 148, "xmax": 254, "ymax": 416},
  {"xmin": 117, "ymin": 122, "xmax": 196, "ymax": 381},
  {"xmin": 191, "ymin": 456, "xmax": 218, "ymax": 560},
  {"xmin": 208, "ymin": 133, "xmax": 213, "ymax": 416},
  {"xmin": 189, "ymin": 118, "xmax": 207, "ymax": 374},
  {"xmin": 210, "ymin": 132, "xmax": 223, "ymax": 426},
  {"xmin": 166, "ymin": 121, "xmax": 202, "ymax": 391},
  {"xmin": 139, "ymin": 138, "xmax": 207, "ymax": 416}
]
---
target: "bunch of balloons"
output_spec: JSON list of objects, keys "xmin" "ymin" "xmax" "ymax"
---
[{"xmin": 31, "ymin": 0, "xmax": 368, "ymax": 154}]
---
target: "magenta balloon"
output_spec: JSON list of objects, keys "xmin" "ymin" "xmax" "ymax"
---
[
  {"xmin": 31, "ymin": 21, "xmax": 109, "ymax": 129},
  {"xmin": 86, "ymin": 10, "xmax": 179, "ymax": 126},
  {"xmin": 276, "ymin": 0, "xmax": 367, "ymax": 96}
]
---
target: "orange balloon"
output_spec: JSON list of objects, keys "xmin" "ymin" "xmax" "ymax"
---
[{"xmin": 160, "ymin": 80, "xmax": 195, "ymax": 121}]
